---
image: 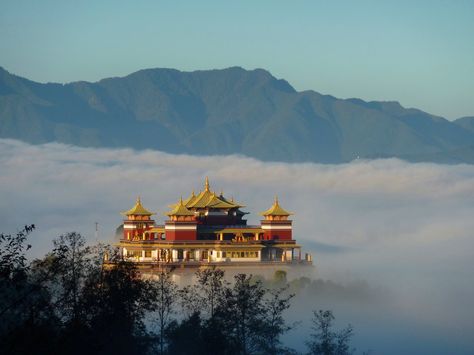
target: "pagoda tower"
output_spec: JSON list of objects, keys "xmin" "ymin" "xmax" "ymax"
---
[
  {"xmin": 171, "ymin": 177, "xmax": 247, "ymax": 226},
  {"xmin": 260, "ymin": 196, "xmax": 293, "ymax": 240},
  {"xmin": 121, "ymin": 197, "xmax": 155, "ymax": 240},
  {"xmin": 165, "ymin": 197, "xmax": 198, "ymax": 241}
]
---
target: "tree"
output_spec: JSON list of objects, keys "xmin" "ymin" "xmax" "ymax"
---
[
  {"xmin": 151, "ymin": 269, "xmax": 178, "ymax": 355},
  {"xmin": 306, "ymin": 310, "xmax": 354, "ymax": 355},
  {"xmin": 49, "ymin": 232, "xmax": 91, "ymax": 327},
  {"xmin": 82, "ymin": 250, "xmax": 156, "ymax": 355},
  {"xmin": 217, "ymin": 273, "xmax": 267, "ymax": 355},
  {"xmin": 195, "ymin": 267, "xmax": 227, "ymax": 318},
  {"xmin": 166, "ymin": 312, "xmax": 206, "ymax": 355},
  {"xmin": 0, "ymin": 225, "xmax": 34, "ymax": 279},
  {"xmin": 260, "ymin": 285, "xmax": 295, "ymax": 354}
]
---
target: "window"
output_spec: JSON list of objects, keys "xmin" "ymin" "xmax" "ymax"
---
[{"xmin": 145, "ymin": 250, "xmax": 152, "ymax": 258}]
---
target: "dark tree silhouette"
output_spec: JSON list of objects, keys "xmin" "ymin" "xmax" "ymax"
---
[
  {"xmin": 260, "ymin": 285, "xmax": 295, "ymax": 354},
  {"xmin": 151, "ymin": 269, "xmax": 178, "ymax": 355},
  {"xmin": 306, "ymin": 310, "xmax": 354, "ymax": 355},
  {"xmin": 0, "ymin": 226, "xmax": 365, "ymax": 355}
]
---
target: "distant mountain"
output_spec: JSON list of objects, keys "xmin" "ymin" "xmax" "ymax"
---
[
  {"xmin": 454, "ymin": 116, "xmax": 474, "ymax": 134},
  {"xmin": 1, "ymin": 66, "xmax": 473, "ymax": 164}
]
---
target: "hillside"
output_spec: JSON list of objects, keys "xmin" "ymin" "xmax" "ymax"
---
[{"xmin": 1, "ymin": 66, "xmax": 473, "ymax": 163}]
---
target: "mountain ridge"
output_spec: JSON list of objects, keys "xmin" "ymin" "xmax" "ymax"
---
[{"xmin": 1, "ymin": 65, "xmax": 473, "ymax": 164}]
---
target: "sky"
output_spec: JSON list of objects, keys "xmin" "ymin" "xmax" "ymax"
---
[
  {"xmin": 1, "ymin": 0, "xmax": 473, "ymax": 119},
  {"xmin": 1, "ymin": 138, "xmax": 474, "ymax": 354}
]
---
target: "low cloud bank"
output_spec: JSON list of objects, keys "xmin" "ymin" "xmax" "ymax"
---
[{"xmin": 1, "ymin": 139, "xmax": 473, "ymax": 354}]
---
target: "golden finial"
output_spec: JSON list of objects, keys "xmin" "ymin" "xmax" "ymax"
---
[
  {"xmin": 136, "ymin": 196, "xmax": 141, "ymax": 204},
  {"xmin": 179, "ymin": 196, "xmax": 184, "ymax": 205},
  {"xmin": 274, "ymin": 195, "xmax": 279, "ymax": 205},
  {"xmin": 220, "ymin": 189, "xmax": 224, "ymax": 197},
  {"xmin": 231, "ymin": 196, "xmax": 234, "ymax": 202},
  {"xmin": 205, "ymin": 176, "xmax": 210, "ymax": 191},
  {"xmin": 192, "ymin": 189, "xmax": 195, "ymax": 197}
]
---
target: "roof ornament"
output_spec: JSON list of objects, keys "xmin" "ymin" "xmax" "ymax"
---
[
  {"xmin": 274, "ymin": 195, "xmax": 279, "ymax": 206},
  {"xmin": 205, "ymin": 176, "xmax": 210, "ymax": 192}
]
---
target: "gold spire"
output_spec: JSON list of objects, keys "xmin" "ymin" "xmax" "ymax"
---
[{"xmin": 205, "ymin": 176, "xmax": 210, "ymax": 192}]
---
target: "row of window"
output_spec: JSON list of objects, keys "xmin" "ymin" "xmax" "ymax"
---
[
  {"xmin": 219, "ymin": 251, "xmax": 258, "ymax": 258},
  {"xmin": 126, "ymin": 250, "xmax": 259, "ymax": 259}
]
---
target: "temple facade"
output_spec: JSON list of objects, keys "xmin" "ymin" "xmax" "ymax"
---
[{"xmin": 119, "ymin": 178, "xmax": 312, "ymax": 268}]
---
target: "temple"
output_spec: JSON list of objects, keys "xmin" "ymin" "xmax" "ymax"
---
[{"xmin": 118, "ymin": 178, "xmax": 312, "ymax": 268}]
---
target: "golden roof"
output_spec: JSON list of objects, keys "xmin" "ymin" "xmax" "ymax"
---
[
  {"xmin": 206, "ymin": 193, "xmax": 239, "ymax": 209},
  {"xmin": 187, "ymin": 177, "xmax": 243, "ymax": 209},
  {"xmin": 219, "ymin": 194, "xmax": 245, "ymax": 208},
  {"xmin": 169, "ymin": 190, "xmax": 197, "ymax": 209},
  {"xmin": 121, "ymin": 197, "xmax": 155, "ymax": 216},
  {"xmin": 169, "ymin": 178, "xmax": 245, "ymax": 210},
  {"xmin": 183, "ymin": 190, "xmax": 197, "ymax": 206},
  {"xmin": 260, "ymin": 196, "xmax": 292, "ymax": 216},
  {"xmin": 166, "ymin": 197, "xmax": 195, "ymax": 217}
]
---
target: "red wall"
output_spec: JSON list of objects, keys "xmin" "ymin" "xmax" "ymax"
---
[
  {"xmin": 165, "ymin": 229, "xmax": 197, "ymax": 241},
  {"xmin": 123, "ymin": 222, "xmax": 154, "ymax": 240},
  {"xmin": 263, "ymin": 229, "xmax": 292, "ymax": 240}
]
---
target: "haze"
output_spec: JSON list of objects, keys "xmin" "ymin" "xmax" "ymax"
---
[{"xmin": 1, "ymin": 139, "xmax": 473, "ymax": 354}]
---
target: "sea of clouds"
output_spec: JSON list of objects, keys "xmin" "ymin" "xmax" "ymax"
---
[{"xmin": 1, "ymin": 138, "xmax": 473, "ymax": 354}]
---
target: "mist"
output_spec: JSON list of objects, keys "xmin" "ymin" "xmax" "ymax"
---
[{"xmin": 1, "ymin": 138, "xmax": 473, "ymax": 354}]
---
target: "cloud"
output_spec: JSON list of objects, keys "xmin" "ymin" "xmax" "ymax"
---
[{"xmin": 1, "ymin": 138, "xmax": 473, "ymax": 354}]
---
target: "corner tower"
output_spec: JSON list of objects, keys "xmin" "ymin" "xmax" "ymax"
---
[
  {"xmin": 121, "ymin": 197, "xmax": 155, "ymax": 240},
  {"xmin": 164, "ymin": 197, "xmax": 198, "ymax": 241},
  {"xmin": 260, "ymin": 196, "xmax": 293, "ymax": 240}
]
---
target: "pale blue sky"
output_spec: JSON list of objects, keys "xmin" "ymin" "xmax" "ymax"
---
[{"xmin": 1, "ymin": 0, "xmax": 473, "ymax": 119}]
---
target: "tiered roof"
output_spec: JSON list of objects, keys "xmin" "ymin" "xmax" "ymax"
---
[
  {"xmin": 260, "ymin": 196, "xmax": 292, "ymax": 216},
  {"xmin": 166, "ymin": 197, "xmax": 195, "ymax": 217},
  {"xmin": 121, "ymin": 197, "xmax": 155, "ymax": 216},
  {"xmin": 171, "ymin": 177, "xmax": 244, "ymax": 210}
]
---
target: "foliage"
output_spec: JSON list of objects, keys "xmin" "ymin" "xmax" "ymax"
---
[
  {"xmin": 306, "ymin": 310, "xmax": 354, "ymax": 355},
  {"xmin": 0, "ymin": 226, "xmax": 363, "ymax": 355},
  {"xmin": 152, "ymin": 270, "xmax": 178, "ymax": 355}
]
